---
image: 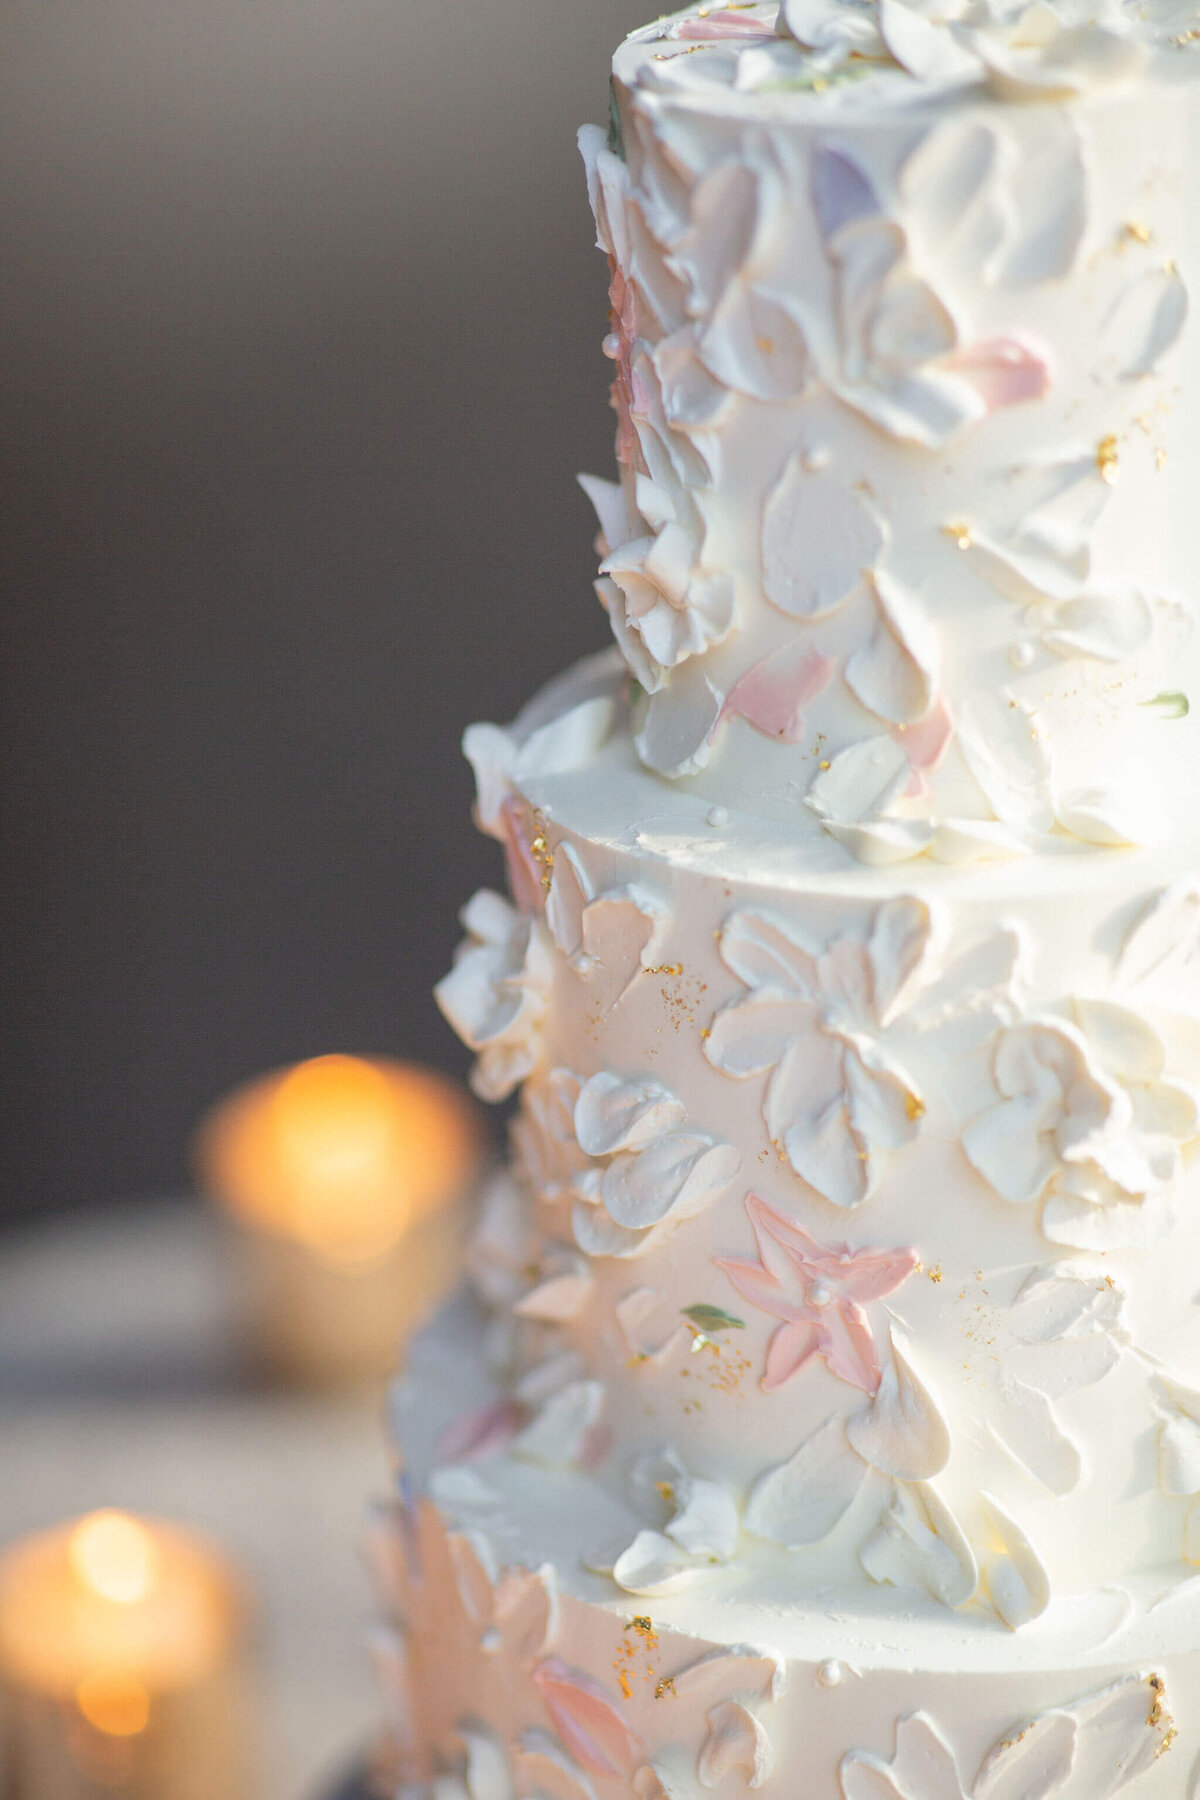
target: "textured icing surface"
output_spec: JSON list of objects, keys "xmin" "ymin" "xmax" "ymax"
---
[
  {"xmin": 372, "ymin": 3, "xmax": 1200, "ymax": 1792},
  {"xmin": 371, "ymin": 1293, "xmax": 1198, "ymax": 1798},
  {"xmin": 582, "ymin": 8, "xmax": 1200, "ymax": 862},
  {"xmin": 432, "ymin": 659, "xmax": 1200, "ymax": 1616}
]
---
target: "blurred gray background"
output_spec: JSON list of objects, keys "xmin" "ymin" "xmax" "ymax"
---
[{"xmin": 2, "ymin": 0, "xmax": 653, "ymax": 1222}]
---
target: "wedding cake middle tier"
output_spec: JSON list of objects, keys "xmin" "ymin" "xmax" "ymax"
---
[{"xmin": 437, "ymin": 652, "xmax": 1200, "ymax": 1633}]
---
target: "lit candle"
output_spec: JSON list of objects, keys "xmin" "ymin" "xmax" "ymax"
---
[
  {"xmin": 195, "ymin": 1055, "xmax": 484, "ymax": 1384},
  {"xmin": 0, "ymin": 1511, "xmax": 251, "ymax": 1800}
]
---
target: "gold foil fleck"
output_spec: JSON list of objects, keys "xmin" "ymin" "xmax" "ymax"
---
[
  {"xmin": 942, "ymin": 521, "xmax": 973, "ymax": 549},
  {"xmin": 1096, "ymin": 434, "xmax": 1120, "ymax": 485},
  {"xmin": 928, "ymin": 1263, "xmax": 944, "ymax": 1284},
  {"xmin": 1123, "ymin": 220, "xmax": 1152, "ymax": 245}
]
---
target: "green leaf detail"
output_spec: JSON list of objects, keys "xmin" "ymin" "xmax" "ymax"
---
[
  {"xmin": 607, "ymin": 80, "xmax": 626, "ymax": 161},
  {"xmin": 1143, "ymin": 691, "xmax": 1190, "ymax": 719},
  {"xmin": 682, "ymin": 1304, "xmax": 746, "ymax": 1333}
]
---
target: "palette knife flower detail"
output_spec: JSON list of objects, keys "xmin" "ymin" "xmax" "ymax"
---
[
  {"xmin": 704, "ymin": 901, "xmax": 932, "ymax": 1207},
  {"xmin": 715, "ymin": 1192, "xmax": 919, "ymax": 1392}
]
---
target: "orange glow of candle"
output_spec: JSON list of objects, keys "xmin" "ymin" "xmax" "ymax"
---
[
  {"xmin": 0, "ymin": 1512, "xmax": 250, "ymax": 1800},
  {"xmin": 195, "ymin": 1056, "xmax": 486, "ymax": 1384},
  {"xmin": 197, "ymin": 1055, "xmax": 484, "ymax": 1266},
  {"xmin": 69, "ymin": 1511, "xmax": 160, "ymax": 1608}
]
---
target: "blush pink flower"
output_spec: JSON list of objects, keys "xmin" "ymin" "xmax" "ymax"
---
[
  {"xmin": 674, "ymin": 10, "xmax": 777, "ymax": 39},
  {"xmin": 714, "ymin": 1192, "xmax": 918, "ymax": 1393},
  {"xmin": 533, "ymin": 1658, "xmax": 642, "ymax": 1777},
  {"xmin": 606, "ymin": 257, "xmax": 639, "ymax": 470},
  {"xmin": 720, "ymin": 643, "xmax": 835, "ymax": 745}
]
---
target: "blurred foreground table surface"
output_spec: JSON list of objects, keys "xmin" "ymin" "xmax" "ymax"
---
[{"xmin": 0, "ymin": 1199, "xmax": 392, "ymax": 1800}]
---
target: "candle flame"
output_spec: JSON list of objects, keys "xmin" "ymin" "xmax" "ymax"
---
[
  {"xmin": 269, "ymin": 1055, "xmax": 431, "ymax": 1262},
  {"xmin": 273, "ymin": 1055, "xmax": 396, "ymax": 1179},
  {"xmin": 76, "ymin": 1670, "xmax": 152, "ymax": 1738},
  {"xmin": 198, "ymin": 1053, "xmax": 483, "ymax": 1264},
  {"xmin": 68, "ymin": 1513, "xmax": 159, "ymax": 1606}
]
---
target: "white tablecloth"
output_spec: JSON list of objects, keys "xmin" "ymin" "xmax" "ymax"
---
[{"xmin": 0, "ymin": 1200, "xmax": 391, "ymax": 1800}]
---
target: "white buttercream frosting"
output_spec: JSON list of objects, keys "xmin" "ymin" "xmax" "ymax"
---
[
  {"xmin": 373, "ymin": 3, "xmax": 1200, "ymax": 1792},
  {"xmin": 576, "ymin": 13, "xmax": 1200, "ymax": 864}
]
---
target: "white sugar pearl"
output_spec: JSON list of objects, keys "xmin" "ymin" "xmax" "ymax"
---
[
  {"xmin": 817, "ymin": 1659, "xmax": 845, "ymax": 1688},
  {"xmin": 706, "ymin": 804, "xmax": 729, "ymax": 827},
  {"xmin": 602, "ymin": 333, "xmax": 622, "ymax": 360},
  {"xmin": 1009, "ymin": 640, "xmax": 1035, "ymax": 670},
  {"xmin": 808, "ymin": 1282, "xmax": 832, "ymax": 1308}
]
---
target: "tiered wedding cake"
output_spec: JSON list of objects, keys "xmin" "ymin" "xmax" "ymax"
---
[{"xmin": 371, "ymin": 4, "xmax": 1200, "ymax": 1793}]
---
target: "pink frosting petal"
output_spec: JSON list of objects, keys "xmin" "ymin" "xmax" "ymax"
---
[
  {"xmin": 717, "ymin": 1191, "xmax": 918, "ymax": 1394},
  {"xmin": 533, "ymin": 1659, "xmax": 642, "ymax": 1777},
  {"xmin": 676, "ymin": 10, "xmax": 777, "ymax": 38},
  {"xmin": 713, "ymin": 1250, "xmax": 800, "ymax": 1324},
  {"xmin": 722, "ymin": 644, "xmax": 835, "ymax": 745},
  {"xmin": 501, "ymin": 797, "xmax": 548, "ymax": 915},
  {"xmin": 436, "ymin": 1398, "xmax": 524, "ymax": 1464},
  {"xmin": 945, "ymin": 337, "xmax": 1052, "ymax": 412},
  {"xmin": 893, "ymin": 694, "xmax": 955, "ymax": 799},
  {"xmin": 763, "ymin": 1319, "xmax": 820, "ymax": 1390},
  {"xmin": 816, "ymin": 1299, "xmax": 882, "ymax": 1394},
  {"xmin": 608, "ymin": 259, "xmax": 640, "ymax": 471},
  {"xmin": 834, "ymin": 1244, "xmax": 921, "ymax": 1306},
  {"xmin": 746, "ymin": 1189, "xmax": 833, "ymax": 1269}
]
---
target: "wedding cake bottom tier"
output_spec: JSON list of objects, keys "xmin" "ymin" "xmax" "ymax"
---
[{"xmin": 368, "ymin": 1296, "xmax": 1200, "ymax": 1800}]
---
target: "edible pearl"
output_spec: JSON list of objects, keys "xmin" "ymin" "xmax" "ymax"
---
[
  {"xmin": 808, "ymin": 1282, "xmax": 832, "ymax": 1308},
  {"xmin": 706, "ymin": 804, "xmax": 729, "ymax": 827},
  {"xmin": 481, "ymin": 1628, "xmax": 502, "ymax": 1654},
  {"xmin": 601, "ymin": 333, "xmax": 621, "ymax": 360},
  {"xmin": 817, "ymin": 1659, "xmax": 845, "ymax": 1688},
  {"xmin": 1009, "ymin": 640, "xmax": 1035, "ymax": 670},
  {"xmin": 801, "ymin": 445, "xmax": 830, "ymax": 472}
]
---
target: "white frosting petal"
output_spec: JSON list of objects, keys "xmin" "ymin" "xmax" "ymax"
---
[
  {"xmin": 845, "ymin": 1330, "xmax": 951, "ymax": 1481},
  {"xmin": 700, "ymin": 284, "xmax": 812, "ymax": 401},
  {"xmin": 979, "ymin": 1491, "xmax": 1052, "ymax": 1629},
  {"xmin": 459, "ymin": 1729, "xmax": 516, "ymax": 1800},
  {"xmin": 744, "ymin": 1415, "xmax": 868, "ymax": 1547},
  {"xmin": 841, "ymin": 1711, "xmax": 967, "ymax": 1800},
  {"xmin": 845, "ymin": 572, "xmax": 941, "ymax": 727},
  {"xmin": 989, "ymin": 1373, "xmax": 1083, "ymax": 1495},
  {"xmin": 514, "ymin": 1730, "xmax": 598, "ymax": 1800},
  {"xmin": 512, "ymin": 1381, "xmax": 604, "ymax": 1469},
  {"xmin": 1051, "ymin": 1674, "xmax": 1173, "ymax": 1796},
  {"xmin": 611, "ymin": 1529, "xmax": 709, "ymax": 1596},
  {"xmin": 860, "ymin": 1481, "xmax": 977, "ymax": 1609},
  {"xmin": 575, "ymin": 1071, "xmax": 687, "ymax": 1157},
  {"xmin": 972, "ymin": 1708, "xmax": 1076, "ymax": 1800},
  {"xmin": 635, "ymin": 666, "xmax": 724, "ymax": 778},
  {"xmin": 666, "ymin": 1477, "xmax": 741, "ymax": 1561},
  {"xmin": 671, "ymin": 1646, "xmax": 785, "ymax": 1705},
  {"xmin": 761, "ymin": 458, "xmax": 885, "ymax": 620},
  {"xmin": 697, "ymin": 1701, "xmax": 774, "ymax": 1790},
  {"xmin": 957, "ymin": 692, "xmax": 1055, "ymax": 833},
  {"xmin": 1158, "ymin": 1412, "xmax": 1200, "ymax": 1496}
]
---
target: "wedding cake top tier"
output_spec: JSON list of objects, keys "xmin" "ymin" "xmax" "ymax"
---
[{"xmin": 583, "ymin": 3, "xmax": 1200, "ymax": 866}]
